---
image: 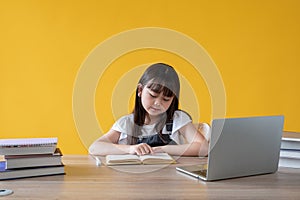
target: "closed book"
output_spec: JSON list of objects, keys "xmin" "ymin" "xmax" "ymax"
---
[
  {"xmin": 280, "ymin": 149, "xmax": 300, "ymax": 159},
  {"xmin": 281, "ymin": 132, "xmax": 300, "ymax": 150},
  {"xmin": 0, "ymin": 138, "xmax": 57, "ymax": 155},
  {"xmin": 278, "ymin": 157, "xmax": 300, "ymax": 169},
  {"xmin": 0, "ymin": 165, "xmax": 65, "ymax": 180},
  {"xmin": 5, "ymin": 148, "xmax": 63, "ymax": 169}
]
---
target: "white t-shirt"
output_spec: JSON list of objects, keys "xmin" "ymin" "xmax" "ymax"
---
[{"xmin": 111, "ymin": 110, "xmax": 192, "ymax": 145}]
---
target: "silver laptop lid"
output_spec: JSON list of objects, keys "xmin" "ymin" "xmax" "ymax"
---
[{"xmin": 206, "ymin": 115, "xmax": 284, "ymax": 181}]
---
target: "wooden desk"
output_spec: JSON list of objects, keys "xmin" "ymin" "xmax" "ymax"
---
[{"xmin": 1, "ymin": 155, "xmax": 300, "ymax": 199}]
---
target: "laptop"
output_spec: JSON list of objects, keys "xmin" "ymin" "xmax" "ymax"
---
[{"xmin": 176, "ymin": 115, "xmax": 284, "ymax": 181}]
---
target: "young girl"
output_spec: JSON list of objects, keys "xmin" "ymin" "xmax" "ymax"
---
[{"xmin": 89, "ymin": 63, "xmax": 209, "ymax": 156}]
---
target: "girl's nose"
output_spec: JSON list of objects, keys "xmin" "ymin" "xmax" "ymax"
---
[{"xmin": 154, "ymin": 100, "xmax": 160, "ymax": 106}]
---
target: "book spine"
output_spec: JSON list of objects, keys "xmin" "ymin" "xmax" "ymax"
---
[{"xmin": 0, "ymin": 159, "xmax": 6, "ymax": 172}]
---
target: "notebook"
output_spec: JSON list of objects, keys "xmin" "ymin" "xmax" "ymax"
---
[
  {"xmin": 0, "ymin": 138, "xmax": 57, "ymax": 155},
  {"xmin": 176, "ymin": 115, "xmax": 284, "ymax": 181}
]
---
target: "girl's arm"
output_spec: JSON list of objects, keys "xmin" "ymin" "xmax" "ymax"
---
[
  {"xmin": 88, "ymin": 129, "xmax": 153, "ymax": 156},
  {"xmin": 153, "ymin": 122, "xmax": 209, "ymax": 156}
]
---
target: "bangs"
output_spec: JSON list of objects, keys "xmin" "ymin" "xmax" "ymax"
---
[{"xmin": 147, "ymin": 82, "xmax": 175, "ymax": 97}]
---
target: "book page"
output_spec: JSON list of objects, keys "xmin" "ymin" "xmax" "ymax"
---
[
  {"xmin": 140, "ymin": 153, "xmax": 175, "ymax": 164},
  {"xmin": 106, "ymin": 154, "xmax": 141, "ymax": 165},
  {"xmin": 282, "ymin": 137, "xmax": 300, "ymax": 142}
]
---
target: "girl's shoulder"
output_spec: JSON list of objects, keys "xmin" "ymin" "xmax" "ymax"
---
[
  {"xmin": 173, "ymin": 110, "xmax": 192, "ymax": 120},
  {"xmin": 112, "ymin": 113, "xmax": 134, "ymax": 132},
  {"xmin": 171, "ymin": 110, "xmax": 193, "ymax": 134},
  {"xmin": 115, "ymin": 113, "xmax": 134, "ymax": 124}
]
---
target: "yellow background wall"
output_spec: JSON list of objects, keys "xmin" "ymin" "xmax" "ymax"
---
[{"xmin": 0, "ymin": 0, "xmax": 299, "ymax": 154}]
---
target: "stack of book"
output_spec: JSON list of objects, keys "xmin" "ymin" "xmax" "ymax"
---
[
  {"xmin": 0, "ymin": 137, "xmax": 65, "ymax": 180},
  {"xmin": 279, "ymin": 131, "xmax": 300, "ymax": 169}
]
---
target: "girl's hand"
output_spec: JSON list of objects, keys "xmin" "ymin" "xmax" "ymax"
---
[{"xmin": 129, "ymin": 143, "xmax": 154, "ymax": 155}]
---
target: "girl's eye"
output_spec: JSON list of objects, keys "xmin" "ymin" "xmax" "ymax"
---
[
  {"xmin": 163, "ymin": 98, "xmax": 171, "ymax": 102},
  {"xmin": 149, "ymin": 93, "xmax": 157, "ymax": 98}
]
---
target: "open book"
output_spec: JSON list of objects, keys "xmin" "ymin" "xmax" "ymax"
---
[{"xmin": 105, "ymin": 153, "xmax": 176, "ymax": 165}]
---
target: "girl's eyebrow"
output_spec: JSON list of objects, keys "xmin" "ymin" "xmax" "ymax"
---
[
  {"xmin": 147, "ymin": 86, "xmax": 174, "ymax": 97},
  {"xmin": 148, "ymin": 88, "xmax": 159, "ymax": 94}
]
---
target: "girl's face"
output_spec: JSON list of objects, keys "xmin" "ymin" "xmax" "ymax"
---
[{"xmin": 139, "ymin": 85, "xmax": 174, "ymax": 118}]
